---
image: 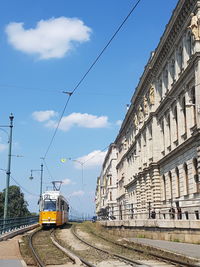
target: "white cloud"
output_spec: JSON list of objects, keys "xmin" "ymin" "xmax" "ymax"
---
[
  {"xmin": 70, "ymin": 190, "xmax": 84, "ymax": 197},
  {"xmin": 62, "ymin": 178, "xmax": 72, "ymax": 185},
  {"xmin": 75, "ymin": 150, "xmax": 107, "ymax": 169},
  {"xmin": 45, "ymin": 112, "xmax": 109, "ymax": 131},
  {"xmin": 116, "ymin": 120, "xmax": 122, "ymax": 126},
  {"xmin": 32, "ymin": 110, "xmax": 58, "ymax": 122},
  {"xmin": 5, "ymin": 17, "xmax": 91, "ymax": 59},
  {"xmin": 0, "ymin": 143, "xmax": 7, "ymax": 152}
]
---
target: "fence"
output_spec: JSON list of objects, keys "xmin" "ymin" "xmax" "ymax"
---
[
  {"xmin": 97, "ymin": 198, "xmax": 200, "ymax": 221},
  {"xmin": 0, "ymin": 215, "xmax": 39, "ymax": 235}
]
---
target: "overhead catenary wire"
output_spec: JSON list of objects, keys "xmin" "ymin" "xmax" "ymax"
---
[
  {"xmin": 10, "ymin": 175, "xmax": 39, "ymax": 197},
  {"xmin": 42, "ymin": 0, "xmax": 142, "ymax": 160}
]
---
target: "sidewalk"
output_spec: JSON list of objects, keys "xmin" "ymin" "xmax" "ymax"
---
[
  {"xmin": 0, "ymin": 235, "xmax": 27, "ymax": 267},
  {"xmin": 127, "ymin": 237, "xmax": 200, "ymax": 260}
]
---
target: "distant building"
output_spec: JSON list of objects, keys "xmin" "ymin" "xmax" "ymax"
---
[
  {"xmin": 96, "ymin": 144, "xmax": 118, "ymax": 220},
  {"xmin": 96, "ymin": 0, "xmax": 200, "ymax": 222}
]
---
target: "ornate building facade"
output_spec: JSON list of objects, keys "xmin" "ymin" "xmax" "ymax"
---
[{"xmin": 96, "ymin": 0, "xmax": 200, "ymax": 221}]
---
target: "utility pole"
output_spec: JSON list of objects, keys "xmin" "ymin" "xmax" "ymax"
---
[
  {"xmin": 30, "ymin": 163, "xmax": 44, "ymax": 199},
  {"xmin": 40, "ymin": 163, "xmax": 43, "ymax": 198},
  {"xmin": 3, "ymin": 113, "xmax": 14, "ymax": 221}
]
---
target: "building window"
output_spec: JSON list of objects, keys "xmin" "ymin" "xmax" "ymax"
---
[
  {"xmin": 191, "ymin": 87, "xmax": 196, "ymax": 125},
  {"xmin": 183, "ymin": 163, "xmax": 189, "ymax": 195},
  {"xmin": 175, "ymin": 167, "xmax": 180, "ymax": 197},
  {"xmin": 182, "ymin": 96, "xmax": 187, "ymax": 134},
  {"xmin": 174, "ymin": 106, "xmax": 179, "ymax": 141},
  {"xmin": 169, "ymin": 171, "xmax": 173, "ymax": 200},
  {"xmin": 164, "ymin": 67, "xmax": 169, "ymax": 93},
  {"xmin": 178, "ymin": 46, "xmax": 183, "ymax": 72},
  {"xmin": 161, "ymin": 119, "xmax": 165, "ymax": 152},
  {"xmin": 158, "ymin": 77, "xmax": 163, "ymax": 100},
  {"xmin": 187, "ymin": 32, "xmax": 192, "ymax": 58},
  {"xmin": 110, "ymin": 192, "xmax": 112, "ymax": 201},
  {"xmin": 170, "ymin": 59, "xmax": 175, "ymax": 82},
  {"xmin": 193, "ymin": 158, "xmax": 199, "ymax": 192},
  {"xmin": 110, "ymin": 176, "xmax": 112, "ymax": 186},
  {"xmin": 163, "ymin": 175, "xmax": 166, "ymax": 201},
  {"xmin": 167, "ymin": 113, "xmax": 171, "ymax": 147}
]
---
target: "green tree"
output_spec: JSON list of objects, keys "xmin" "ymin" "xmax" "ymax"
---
[{"xmin": 0, "ymin": 185, "xmax": 31, "ymax": 218}]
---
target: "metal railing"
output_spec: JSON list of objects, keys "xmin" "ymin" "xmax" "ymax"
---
[
  {"xmin": 97, "ymin": 198, "xmax": 200, "ymax": 221},
  {"xmin": 0, "ymin": 215, "xmax": 39, "ymax": 235}
]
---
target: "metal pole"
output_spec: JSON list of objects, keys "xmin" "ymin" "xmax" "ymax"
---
[
  {"xmin": 40, "ymin": 163, "xmax": 43, "ymax": 198},
  {"xmin": 3, "ymin": 113, "xmax": 14, "ymax": 220}
]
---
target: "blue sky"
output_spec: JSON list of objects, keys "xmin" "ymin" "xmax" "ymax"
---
[{"xmin": 0, "ymin": 0, "xmax": 178, "ymax": 217}]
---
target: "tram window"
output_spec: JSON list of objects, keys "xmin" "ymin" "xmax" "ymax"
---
[{"xmin": 43, "ymin": 199, "xmax": 56, "ymax": 211}]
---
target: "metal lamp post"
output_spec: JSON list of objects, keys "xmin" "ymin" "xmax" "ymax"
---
[
  {"xmin": 0, "ymin": 113, "xmax": 14, "ymax": 221},
  {"xmin": 30, "ymin": 163, "xmax": 44, "ymax": 199}
]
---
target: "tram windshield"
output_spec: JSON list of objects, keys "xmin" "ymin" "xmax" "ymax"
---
[{"xmin": 43, "ymin": 199, "xmax": 56, "ymax": 211}]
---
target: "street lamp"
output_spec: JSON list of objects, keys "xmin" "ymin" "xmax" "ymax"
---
[
  {"xmin": 29, "ymin": 163, "xmax": 44, "ymax": 199},
  {"xmin": 0, "ymin": 113, "xmax": 14, "ymax": 220}
]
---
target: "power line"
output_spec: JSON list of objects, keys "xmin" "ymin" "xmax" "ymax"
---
[
  {"xmin": 10, "ymin": 175, "xmax": 39, "ymax": 197},
  {"xmin": 71, "ymin": 0, "xmax": 142, "ymax": 96},
  {"xmin": 82, "ymin": 145, "xmax": 109, "ymax": 165},
  {"xmin": 42, "ymin": 0, "xmax": 142, "ymax": 159},
  {"xmin": 42, "ymin": 158, "xmax": 54, "ymax": 181}
]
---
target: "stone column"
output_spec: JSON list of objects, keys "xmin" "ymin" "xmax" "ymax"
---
[
  {"xmin": 136, "ymin": 179, "xmax": 141, "ymax": 215},
  {"xmin": 152, "ymin": 165, "xmax": 161, "ymax": 211}
]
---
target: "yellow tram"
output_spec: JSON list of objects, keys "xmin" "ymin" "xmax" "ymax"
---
[{"xmin": 39, "ymin": 190, "xmax": 69, "ymax": 226}]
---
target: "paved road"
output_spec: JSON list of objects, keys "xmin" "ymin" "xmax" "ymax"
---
[{"xmin": 128, "ymin": 238, "xmax": 200, "ymax": 260}]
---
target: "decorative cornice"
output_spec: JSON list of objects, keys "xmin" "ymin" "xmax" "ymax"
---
[{"xmin": 131, "ymin": 0, "xmax": 196, "ymax": 104}]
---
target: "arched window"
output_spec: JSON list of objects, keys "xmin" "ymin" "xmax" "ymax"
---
[
  {"xmin": 169, "ymin": 171, "xmax": 173, "ymax": 200},
  {"xmin": 193, "ymin": 158, "xmax": 199, "ymax": 192},
  {"xmin": 183, "ymin": 163, "xmax": 189, "ymax": 195},
  {"xmin": 175, "ymin": 167, "xmax": 180, "ymax": 197},
  {"xmin": 163, "ymin": 175, "xmax": 166, "ymax": 201}
]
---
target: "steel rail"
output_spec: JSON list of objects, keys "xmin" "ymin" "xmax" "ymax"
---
[
  {"xmin": 51, "ymin": 228, "xmax": 96, "ymax": 267},
  {"xmin": 71, "ymin": 225, "xmax": 143, "ymax": 267},
  {"xmin": 29, "ymin": 228, "xmax": 45, "ymax": 267},
  {"xmin": 86, "ymin": 225, "xmax": 200, "ymax": 267}
]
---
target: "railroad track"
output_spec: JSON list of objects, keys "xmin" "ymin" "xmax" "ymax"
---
[
  {"xmin": 77, "ymin": 223, "xmax": 199, "ymax": 267},
  {"xmin": 71, "ymin": 225, "xmax": 156, "ymax": 267},
  {"xmin": 28, "ymin": 227, "xmax": 95, "ymax": 267}
]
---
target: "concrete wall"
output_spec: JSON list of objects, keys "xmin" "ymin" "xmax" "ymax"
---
[{"xmin": 100, "ymin": 220, "xmax": 200, "ymax": 244}]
